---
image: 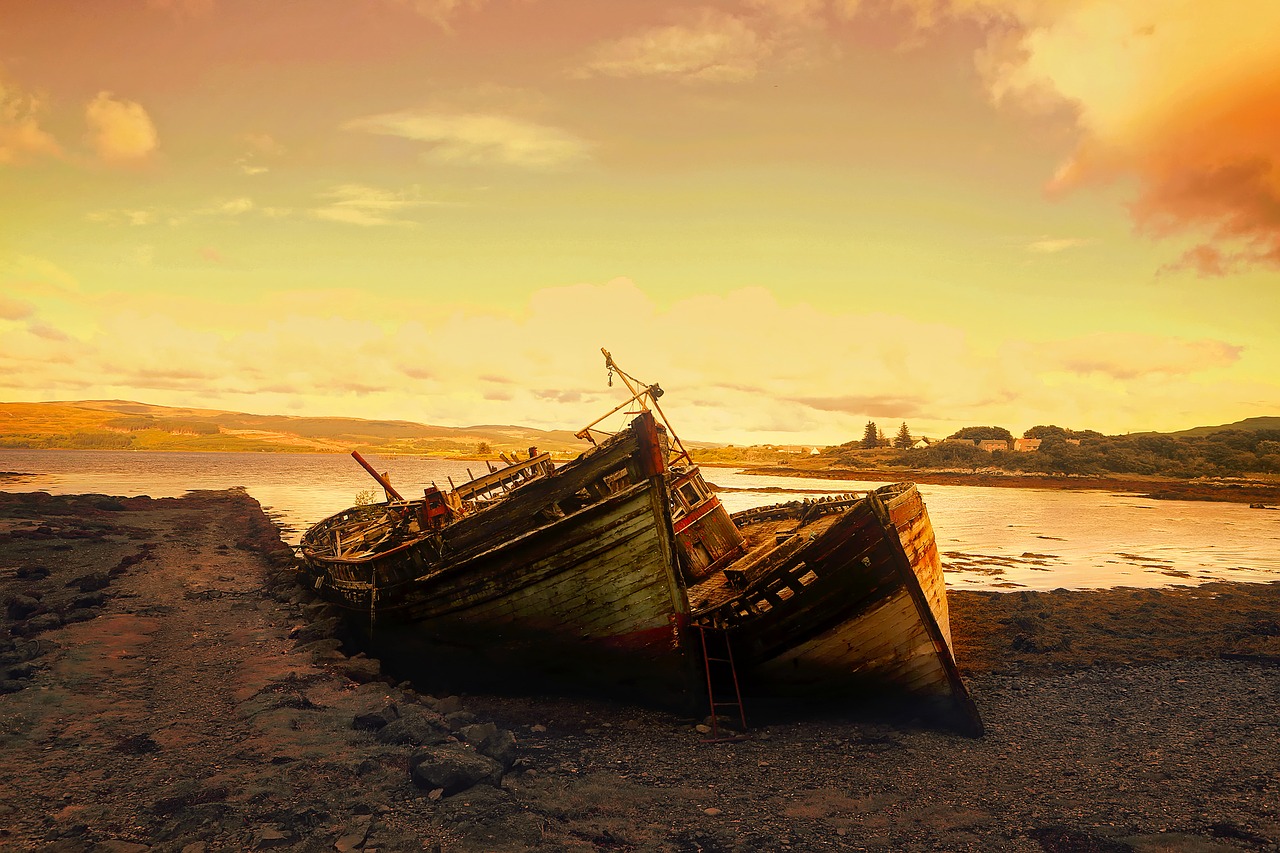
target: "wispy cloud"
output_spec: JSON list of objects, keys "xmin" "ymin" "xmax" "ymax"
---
[
  {"xmin": 0, "ymin": 72, "xmax": 63, "ymax": 165},
  {"xmin": 311, "ymin": 183, "xmax": 436, "ymax": 227},
  {"xmin": 388, "ymin": 0, "xmax": 487, "ymax": 31},
  {"xmin": 0, "ymin": 296, "xmax": 35, "ymax": 321},
  {"xmin": 346, "ymin": 110, "xmax": 590, "ymax": 170},
  {"xmin": 88, "ymin": 208, "xmax": 157, "ymax": 226},
  {"xmin": 1033, "ymin": 333, "xmax": 1243, "ymax": 380},
  {"xmin": 579, "ymin": 9, "xmax": 772, "ymax": 83},
  {"xmin": 85, "ymin": 91, "xmax": 157, "ymax": 164},
  {"xmin": 1027, "ymin": 236, "xmax": 1089, "ymax": 254}
]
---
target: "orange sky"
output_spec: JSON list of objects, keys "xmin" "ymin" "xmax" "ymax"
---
[{"xmin": 1, "ymin": 0, "xmax": 1277, "ymax": 443}]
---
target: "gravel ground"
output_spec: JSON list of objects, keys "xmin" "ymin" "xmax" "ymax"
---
[{"xmin": 1, "ymin": 489, "xmax": 1277, "ymax": 852}]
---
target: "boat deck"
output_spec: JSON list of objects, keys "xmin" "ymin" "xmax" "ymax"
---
[{"xmin": 687, "ymin": 513, "xmax": 844, "ymax": 612}]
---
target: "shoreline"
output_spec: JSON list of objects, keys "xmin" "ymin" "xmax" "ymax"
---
[
  {"xmin": 2, "ymin": 490, "xmax": 1278, "ymax": 850},
  {"xmin": 732, "ymin": 463, "xmax": 1280, "ymax": 505}
]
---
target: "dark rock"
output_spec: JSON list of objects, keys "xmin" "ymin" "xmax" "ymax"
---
[
  {"xmin": 19, "ymin": 613, "xmax": 63, "ymax": 635},
  {"xmin": 435, "ymin": 695, "xmax": 465, "ymax": 715},
  {"xmin": 353, "ymin": 702, "xmax": 400, "ymax": 732},
  {"xmin": 375, "ymin": 706, "xmax": 450, "ymax": 746},
  {"xmin": 339, "ymin": 655, "xmax": 381, "ymax": 684},
  {"xmin": 72, "ymin": 592, "xmax": 108, "ymax": 609},
  {"xmin": 408, "ymin": 744, "xmax": 504, "ymax": 794},
  {"xmin": 14, "ymin": 566, "xmax": 50, "ymax": 580},
  {"xmin": 68, "ymin": 572, "xmax": 111, "ymax": 593},
  {"xmin": 444, "ymin": 710, "xmax": 477, "ymax": 728},
  {"xmin": 459, "ymin": 723, "xmax": 519, "ymax": 771},
  {"xmin": 290, "ymin": 617, "xmax": 341, "ymax": 644},
  {"xmin": 63, "ymin": 609, "xmax": 98, "ymax": 624},
  {"xmin": 7, "ymin": 662, "xmax": 37, "ymax": 680},
  {"xmin": 5, "ymin": 595, "xmax": 42, "ymax": 620}
]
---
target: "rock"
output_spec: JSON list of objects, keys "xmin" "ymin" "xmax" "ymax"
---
[
  {"xmin": 181, "ymin": 843, "xmax": 208, "ymax": 853},
  {"xmin": 333, "ymin": 815, "xmax": 372, "ymax": 852},
  {"xmin": 20, "ymin": 613, "xmax": 63, "ymax": 635},
  {"xmin": 458, "ymin": 723, "xmax": 518, "ymax": 771},
  {"xmin": 435, "ymin": 695, "xmax": 465, "ymax": 715},
  {"xmin": 352, "ymin": 702, "xmax": 399, "ymax": 731},
  {"xmin": 14, "ymin": 565, "xmax": 50, "ymax": 580},
  {"xmin": 5, "ymin": 595, "xmax": 42, "ymax": 620},
  {"xmin": 63, "ymin": 609, "xmax": 98, "ymax": 624},
  {"xmin": 408, "ymin": 744, "xmax": 504, "ymax": 795},
  {"xmin": 530, "ymin": 724, "xmax": 547, "ymax": 734},
  {"xmin": 444, "ymin": 710, "xmax": 476, "ymax": 728},
  {"xmin": 68, "ymin": 572, "xmax": 111, "ymax": 593},
  {"xmin": 375, "ymin": 706, "xmax": 450, "ymax": 746},
  {"xmin": 296, "ymin": 638, "xmax": 343, "ymax": 658},
  {"xmin": 254, "ymin": 824, "xmax": 294, "ymax": 848},
  {"xmin": 704, "ymin": 807, "xmax": 722, "ymax": 816},
  {"xmin": 7, "ymin": 662, "xmax": 37, "ymax": 680},
  {"xmin": 339, "ymin": 656, "xmax": 381, "ymax": 684},
  {"xmin": 72, "ymin": 592, "xmax": 108, "ymax": 609}
]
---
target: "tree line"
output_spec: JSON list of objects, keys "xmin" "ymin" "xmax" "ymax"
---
[{"xmin": 833, "ymin": 422, "xmax": 1280, "ymax": 478}]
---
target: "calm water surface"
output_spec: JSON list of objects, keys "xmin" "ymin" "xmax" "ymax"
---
[{"xmin": 3, "ymin": 449, "xmax": 1277, "ymax": 592}]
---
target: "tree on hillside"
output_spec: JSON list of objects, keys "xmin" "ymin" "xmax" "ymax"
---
[
  {"xmin": 861, "ymin": 421, "xmax": 879, "ymax": 449},
  {"xmin": 1024, "ymin": 425, "xmax": 1073, "ymax": 441},
  {"xmin": 877, "ymin": 426, "xmax": 889, "ymax": 447},
  {"xmin": 948, "ymin": 425, "xmax": 1014, "ymax": 443},
  {"xmin": 894, "ymin": 422, "xmax": 913, "ymax": 448},
  {"xmin": 475, "ymin": 441, "xmax": 491, "ymax": 456}
]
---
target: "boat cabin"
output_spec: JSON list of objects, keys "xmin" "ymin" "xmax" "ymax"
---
[{"xmin": 668, "ymin": 467, "xmax": 745, "ymax": 581}]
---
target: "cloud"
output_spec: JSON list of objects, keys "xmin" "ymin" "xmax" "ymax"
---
[
  {"xmin": 87, "ymin": 208, "xmax": 156, "ymax": 226},
  {"xmin": 0, "ymin": 74, "xmax": 63, "ymax": 165},
  {"xmin": 950, "ymin": 0, "xmax": 1280, "ymax": 273},
  {"xmin": 581, "ymin": 9, "xmax": 773, "ymax": 83},
  {"xmin": 1027, "ymin": 236, "xmax": 1089, "ymax": 253},
  {"xmin": 311, "ymin": 183, "xmax": 435, "ymax": 227},
  {"xmin": 788, "ymin": 393, "xmax": 932, "ymax": 418},
  {"xmin": 389, "ymin": 0, "xmax": 486, "ymax": 31},
  {"xmin": 235, "ymin": 132, "xmax": 284, "ymax": 175},
  {"xmin": 199, "ymin": 246, "xmax": 225, "ymax": 264},
  {"xmin": 1031, "ymin": 333, "xmax": 1244, "ymax": 380},
  {"xmin": 0, "ymin": 296, "xmax": 35, "ymax": 321},
  {"xmin": 347, "ymin": 110, "xmax": 590, "ymax": 170},
  {"xmin": 0, "ymin": 279, "xmax": 1271, "ymax": 443},
  {"xmin": 85, "ymin": 92, "xmax": 158, "ymax": 163}
]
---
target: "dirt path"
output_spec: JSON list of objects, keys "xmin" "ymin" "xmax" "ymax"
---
[{"xmin": 2, "ymin": 490, "xmax": 1278, "ymax": 852}]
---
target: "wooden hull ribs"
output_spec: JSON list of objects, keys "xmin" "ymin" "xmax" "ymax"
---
[{"xmin": 299, "ymin": 410, "xmax": 982, "ymax": 734}]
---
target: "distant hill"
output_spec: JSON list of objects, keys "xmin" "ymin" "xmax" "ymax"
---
[
  {"xmin": 1165, "ymin": 417, "xmax": 1280, "ymax": 438},
  {"xmin": 0, "ymin": 400, "xmax": 600, "ymax": 458}
]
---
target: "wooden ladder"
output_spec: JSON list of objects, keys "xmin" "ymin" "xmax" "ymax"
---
[{"xmin": 695, "ymin": 625, "xmax": 748, "ymax": 742}]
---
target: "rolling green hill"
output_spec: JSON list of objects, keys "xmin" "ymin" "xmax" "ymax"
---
[{"xmin": 0, "ymin": 400, "xmax": 593, "ymax": 458}]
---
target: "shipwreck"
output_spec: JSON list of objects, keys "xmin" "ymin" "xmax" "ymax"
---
[{"xmin": 299, "ymin": 351, "xmax": 983, "ymax": 735}]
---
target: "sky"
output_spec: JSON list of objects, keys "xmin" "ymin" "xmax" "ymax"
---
[{"xmin": 1, "ymin": 0, "xmax": 1278, "ymax": 445}]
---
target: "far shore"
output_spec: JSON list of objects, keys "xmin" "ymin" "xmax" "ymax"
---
[{"xmin": 719, "ymin": 462, "xmax": 1280, "ymax": 505}]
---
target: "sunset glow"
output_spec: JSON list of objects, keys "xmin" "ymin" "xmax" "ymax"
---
[{"xmin": 2, "ymin": 0, "xmax": 1277, "ymax": 444}]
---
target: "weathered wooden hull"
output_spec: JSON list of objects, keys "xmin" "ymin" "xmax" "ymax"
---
[
  {"xmin": 696, "ymin": 484, "xmax": 983, "ymax": 734},
  {"xmin": 299, "ymin": 414, "xmax": 700, "ymax": 702}
]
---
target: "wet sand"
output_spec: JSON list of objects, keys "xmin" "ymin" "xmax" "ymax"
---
[{"xmin": 2, "ymin": 490, "xmax": 1278, "ymax": 851}]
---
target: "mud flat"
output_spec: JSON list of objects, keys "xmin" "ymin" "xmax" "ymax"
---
[{"xmin": 2, "ymin": 490, "xmax": 1278, "ymax": 852}]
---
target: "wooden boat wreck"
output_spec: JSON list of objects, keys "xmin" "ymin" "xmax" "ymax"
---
[{"xmin": 298, "ymin": 352, "xmax": 983, "ymax": 735}]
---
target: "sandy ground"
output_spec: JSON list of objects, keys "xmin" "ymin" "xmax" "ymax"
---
[{"xmin": 1, "ymin": 489, "xmax": 1278, "ymax": 852}]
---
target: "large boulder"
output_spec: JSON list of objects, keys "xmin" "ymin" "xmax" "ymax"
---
[
  {"xmin": 375, "ymin": 705, "xmax": 450, "ymax": 746},
  {"xmin": 458, "ymin": 723, "xmax": 519, "ymax": 771},
  {"xmin": 408, "ymin": 744, "xmax": 504, "ymax": 795}
]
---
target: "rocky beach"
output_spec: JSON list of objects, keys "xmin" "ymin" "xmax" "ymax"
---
[{"xmin": 2, "ymin": 489, "xmax": 1278, "ymax": 852}]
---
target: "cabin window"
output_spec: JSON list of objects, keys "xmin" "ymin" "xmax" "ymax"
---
[{"xmin": 678, "ymin": 481, "xmax": 703, "ymax": 507}]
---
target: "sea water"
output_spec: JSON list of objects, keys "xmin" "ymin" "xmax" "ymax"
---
[{"xmin": 2, "ymin": 448, "xmax": 1277, "ymax": 592}]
